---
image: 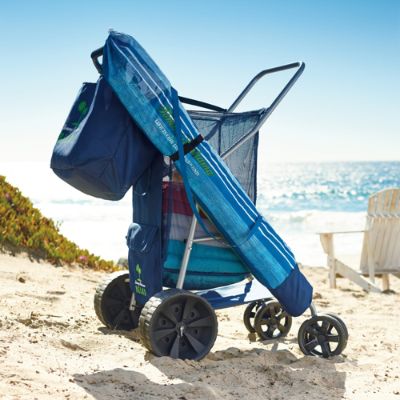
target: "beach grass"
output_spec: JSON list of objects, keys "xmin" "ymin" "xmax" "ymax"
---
[{"xmin": 0, "ymin": 175, "xmax": 118, "ymax": 271}]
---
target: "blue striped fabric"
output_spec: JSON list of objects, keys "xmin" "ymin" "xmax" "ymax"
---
[
  {"xmin": 164, "ymin": 239, "xmax": 249, "ymax": 290},
  {"xmin": 102, "ymin": 31, "xmax": 313, "ymax": 316}
]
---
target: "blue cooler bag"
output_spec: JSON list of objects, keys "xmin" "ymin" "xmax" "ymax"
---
[{"xmin": 50, "ymin": 76, "xmax": 158, "ymax": 200}]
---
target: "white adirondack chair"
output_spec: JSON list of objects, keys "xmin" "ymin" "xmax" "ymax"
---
[{"xmin": 319, "ymin": 188, "xmax": 400, "ymax": 292}]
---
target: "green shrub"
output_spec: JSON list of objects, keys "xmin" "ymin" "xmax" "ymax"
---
[{"xmin": 0, "ymin": 175, "xmax": 118, "ymax": 271}]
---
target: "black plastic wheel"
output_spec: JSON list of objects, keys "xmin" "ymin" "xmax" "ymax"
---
[
  {"xmin": 254, "ymin": 300, "xmax": 292, "ymax": 340},
  {"xmin": 243, "ymin": 299, "xmax": 272, "ymax": 333},
  {"xmin": 325, "ymin": 312, "xmax": 349, "ymax": 341},
  {"xmin": 243, "ymin": 301, "xmax": 262, "ymax": 333},
  {"xmin": 139, "ymin": 289, "xmax": 218, "ymax": 360},
  {"xmin": 298, "ymin": 314, "xmax": 348, "ymax": 358},
  {"xmin": 94, "ymin": 271, "xmax": 139, "ymax": 330}
]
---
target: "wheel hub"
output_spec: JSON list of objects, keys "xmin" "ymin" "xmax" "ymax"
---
[
  {"xmin": 317, "ymin": 334, "xmax": 326, "ymax": 344},
  {"xmin": 176, "ymin": 322, "xmax": 186, "ymax": 337}
]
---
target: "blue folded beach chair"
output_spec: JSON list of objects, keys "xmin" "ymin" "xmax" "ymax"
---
[{"xmin": 55, "ymin": 31, "xmax": 348, "ymax": 360}]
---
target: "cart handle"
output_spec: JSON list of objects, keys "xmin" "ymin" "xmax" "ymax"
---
[
  {"xmin": 227, "ymin": 62, "xmax": 305, "ymax": 113},
  {"xmin": 91, "ymin": 47, "xmax": 104, "ymax": 74},
  {"xmin": 220, "ymin": 62, "xmax": 305, "ymax": 159}
]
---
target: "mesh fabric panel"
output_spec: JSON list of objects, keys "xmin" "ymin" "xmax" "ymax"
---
[{"xmin": 188, "ymin": 109, "xmax": 263, "ymax": 203}]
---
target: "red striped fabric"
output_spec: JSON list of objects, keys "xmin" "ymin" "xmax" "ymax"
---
[{"xmin": 162, "ymin": 181, "xmax": 207, "ymax": 218}]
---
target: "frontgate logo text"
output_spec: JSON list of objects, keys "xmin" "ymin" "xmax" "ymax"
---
[{"xmin": 158, "ymin": 106, "xmax": 214, "ymax": 177}]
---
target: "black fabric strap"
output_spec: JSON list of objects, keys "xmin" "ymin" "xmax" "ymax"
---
[
  {"xmin": 170, "ymin": 134, "xmax": 204, "ymax": 161},
  {"xmin": 178, "ymin": 96, "xmax": 226, "ymax": 112}
]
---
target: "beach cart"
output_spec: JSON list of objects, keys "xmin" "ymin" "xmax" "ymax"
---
[
  {"xmin": 50, "ymin": 31, "xmax": 348, "ymax": 360},
  {"xmin": 88, "ymin": 32, "xmax": 348, "ymax": 360}
]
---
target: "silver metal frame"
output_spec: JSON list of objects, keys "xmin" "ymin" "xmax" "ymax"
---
[
  {"xmin": 309, "ymin": 302, "xmax": 318, "ymax": 317},
  {"xmin": 175, "ymin": 62, "xmax": 305, "ymax": 290}
]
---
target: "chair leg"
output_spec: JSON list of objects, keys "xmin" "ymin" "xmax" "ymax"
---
[
  {"xmin": 382, "ymin": 274, "xmax": 390, "ymax": 291},
  {"xmin": 335, "ymin": 259, "xmax": 381, "ymax": 293},
  {"xmin": 320, "ymin": 233, "xmax": 336, "ymax": 289},
  {"xmin": 329, "ymin": 257, "xmax": 337, "ymax": 289}
]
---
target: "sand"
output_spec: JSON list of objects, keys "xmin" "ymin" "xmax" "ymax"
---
[{"xmin": 0, "ymin": 252, "xmax": 399, "ymax": 400}]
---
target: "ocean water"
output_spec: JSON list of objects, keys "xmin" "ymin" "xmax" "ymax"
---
[
  {"xmin": 257, "ymin": 161, "xmax": 399, "ymax": 265},
  {"xmin": 1, "ymin": 161, "xmax": 399, "ymax": 266}
]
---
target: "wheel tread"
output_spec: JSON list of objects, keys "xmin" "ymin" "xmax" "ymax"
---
[{"xmin": 93, "ymin": 271, "xmax": 132, "ymax": 329}]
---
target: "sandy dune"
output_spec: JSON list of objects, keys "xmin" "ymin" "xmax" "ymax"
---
[{"xmin": 0, "ymin": 253, "xmax": 399, "ymax": 399}]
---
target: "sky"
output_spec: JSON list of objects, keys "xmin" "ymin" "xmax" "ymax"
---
[{"xmin": 0, "ymin": 0, "xmax": 399, "ymax": 164}]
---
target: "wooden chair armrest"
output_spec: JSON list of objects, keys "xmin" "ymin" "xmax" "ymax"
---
[
  {"xmin": 318, "ymin": 230, "xmax": 365, "ymax": 236},
  {"xmin": 319, "ymin": 230, "xmax": 365, "ymax": 255}
]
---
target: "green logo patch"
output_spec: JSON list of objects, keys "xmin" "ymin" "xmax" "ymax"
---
[
  {"xmin": 159, "ymin": 106, "xmax": 175, "ymax": 129},
  {"xmin": 134, "ymin": 263, "xmax": 147, "ymax": 296},
  {"xmin": 57, "ymin": 100, "xmax": 89, "ymax": 141}
]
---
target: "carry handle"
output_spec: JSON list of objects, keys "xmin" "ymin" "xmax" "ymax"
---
[{"xmin": 91, "ymin": 47, "xmax": 104, "ymax": 74}]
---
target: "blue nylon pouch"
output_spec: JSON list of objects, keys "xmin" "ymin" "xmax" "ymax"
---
[
  {"xmin": 127, "ymin": 222, "xmax": 161, "ymax": 305},
  {"xmin": 128, "ymin": 154, "xmax": 164, "ymax": 306},
  {"xmin": 50, "ymin": 76, "xmax": 157, "ymax": 200}
]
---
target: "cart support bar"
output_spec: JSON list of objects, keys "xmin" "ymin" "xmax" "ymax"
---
[{"xmin": 176, "ymin": 216, "xmax": 198, "ymax": 289}]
